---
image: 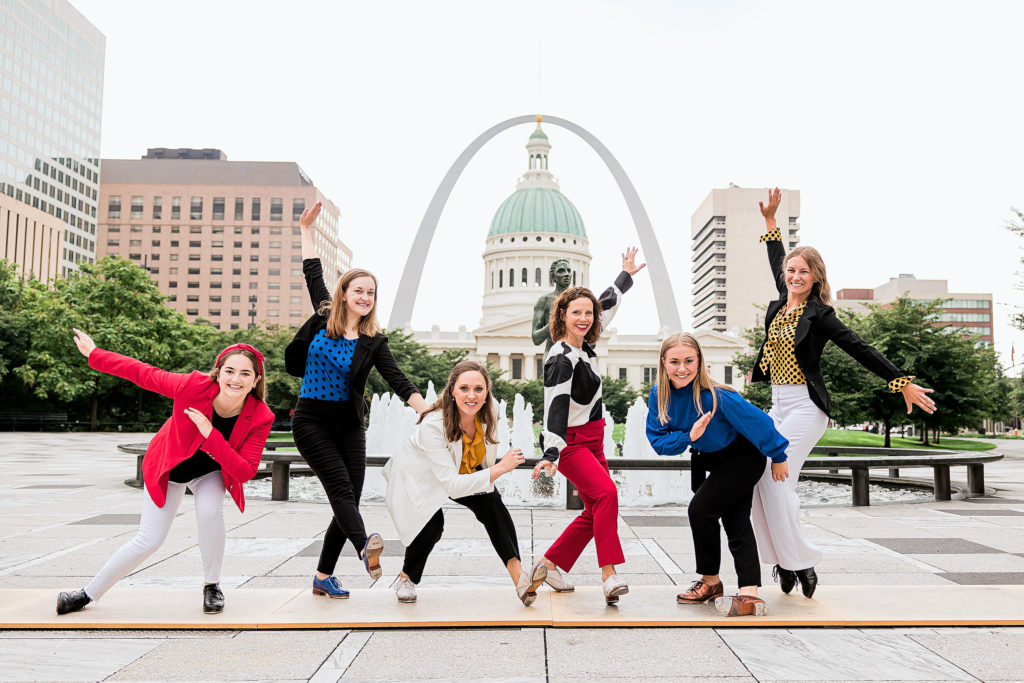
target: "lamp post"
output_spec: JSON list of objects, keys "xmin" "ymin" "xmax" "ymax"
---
[{"xmin": 248, "ymin": 294, "xmax": 257, "ymax": 329}]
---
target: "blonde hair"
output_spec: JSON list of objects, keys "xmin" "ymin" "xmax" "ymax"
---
[
  {"xmin": 785, "ymin": 246, "xmax": 832, "ymax": 305},
  {"xmin": 318, "ymin": 268, "xmax": 382, "ymax": 339},
  {"xmin": 418, "ymin": 360, "xmax": 498, "ymax": 445},
  {"xmin": 655, "ymin": 332, "xmax": 735, "ymax": 425}
]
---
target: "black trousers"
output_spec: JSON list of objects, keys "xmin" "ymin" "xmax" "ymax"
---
[
  {"xmin": 401, "ymin": 489, "xmax": 521, "ymax": 584},
  {"xmin": 687, "ymin": 433, "xmax": 766, "ymax": 588},
  {"xmin": 292, "ymin": 397, "xmax": 368, "ymax": 575}
]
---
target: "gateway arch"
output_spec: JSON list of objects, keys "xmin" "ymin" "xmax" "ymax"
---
[{"xmin": 389, "ymin": 114, "xmax": 681, "ymax": 331}]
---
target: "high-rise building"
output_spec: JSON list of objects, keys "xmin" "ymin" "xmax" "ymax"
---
[
  {"xmin": 837, "ymin": 275, "xmax": 994, "ymax": 346},
  {"xmin": 0, "ymin": 0, "xmax": 105, "ymax": 277},
  {"xmin": 98, "ymin": 149, "xmax": 351, "ymax": 330},
  {"xmin": 691, "ymin": 186, "xmax": 801, "ymax": 334}
]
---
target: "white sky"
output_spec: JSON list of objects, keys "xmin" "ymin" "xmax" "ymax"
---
[{"xmin": 73, "ymin": 0, "xmax": 1024, "ymax": 370}]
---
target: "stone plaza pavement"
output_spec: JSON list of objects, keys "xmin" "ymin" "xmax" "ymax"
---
[{"xmin": 1, "ymin": 432, "xmax": 1023, "ymax": 682}]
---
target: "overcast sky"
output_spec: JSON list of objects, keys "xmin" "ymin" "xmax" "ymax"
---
[{"xmin": 73, "ymin": 0, "xmax": 1024, "ymax": 370}]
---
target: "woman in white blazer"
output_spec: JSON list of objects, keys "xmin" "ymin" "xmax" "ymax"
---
[{"xmin": 383, "ymin": 360, "xmax": 546, "ymax": 605}]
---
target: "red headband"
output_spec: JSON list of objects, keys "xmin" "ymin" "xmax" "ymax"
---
[{"xmin": 216, "ymin": 343, "xmax": 264, "ymax": 376}]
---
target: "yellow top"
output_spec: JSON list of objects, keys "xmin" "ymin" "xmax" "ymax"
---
[
  {"xmin": 459, "ymin": 417, "xmax": 486, "ymax": 474},
  {"xmin": 761, "ymin": 300, "xmax": 808, "ymax": 385}
]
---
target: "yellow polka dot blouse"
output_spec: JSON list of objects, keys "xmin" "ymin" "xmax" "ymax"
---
[
  {"xmin": 760, "ymin": 301, "xmax": 809, "ymax": 385},
  {"xmin": 758, "ymin": 228, "xmax": 913, "ymax": 392}
]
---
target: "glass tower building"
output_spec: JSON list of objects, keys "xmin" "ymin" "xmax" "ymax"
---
[{"xmin": 0, "ymin": 0, "xmax": 105, "ymax": 276}]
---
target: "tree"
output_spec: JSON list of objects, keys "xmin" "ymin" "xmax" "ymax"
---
[
  {"xmin": 14, "ymin": 257, "xmax": 213, "ymax": 428},
  {"xmin": 601, "ymin": 375, "xmax": 643, "ymax": 423},
  {"xmin": 364, "ymin": 328, "xmax": 468, "ymax": 403}
]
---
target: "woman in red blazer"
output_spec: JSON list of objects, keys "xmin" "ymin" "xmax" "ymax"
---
[{"xmin": 56, "ymin": 329, "xmax": 275, "ymax": 616}]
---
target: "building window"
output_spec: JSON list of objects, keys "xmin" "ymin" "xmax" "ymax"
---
[
  {"xmin": 643, "ymin": 367, "xmax": 658, "ymax": 384},
  {"xmin": 234, "ymin": 197, "xmax": 244, "ymax": 220},
  {"xmin": 130, "ymin": 196, "xmax": 144, "ymax": 219},
  {"xmin": 499, "ymin": 270, "xmax": 503, "ymax": 287},
  {"xmin": 189, "ymin": 241, "xmax": 201, "ymax": 247},
  {"xmin": 212, "ymin": 197, "xmax": 225, "ymax": 220},
  {"xmin": 536, "ymin": 357, "xmax": 543, "ymax": 378},
  {"xmin": 107, "ymin": 196, "xmax": 121, "ymax": 219},
  {"xmin": 573, "ymin": 271, "xmax": 577, "ymax": 285},
  {"xmin": 270, "ymin": 198, "xmax": 283, "ymax": 221},
  {"xmin": 187, "ymin": 294, "xmax": 200, "ymax": 302},
  {"xmin": 522, "ymin": 268, "xmax": 527, "ymax": 285},
  {"xmin": 190, "ymin": 226, "xmax": 202, "ymax": 234},
  {"xmin": 251, "ymin": 198, "xmax": 261, "ymax": 221},
  {"xmin": 724, "ymin": 365, "xmax": 733, "ymax": 384},
  {"xmin": 619, "ymin": 368, "xmax": 627, "ymax": 380},
  {"xmin": 535, "ymin": 268, "xmax": 542, "ymax": 286},
  {"xmin": 508, "ymin": 269, "xmax": 514, "ymax": 287},
  {"xmin": 171, "ymin": 196, "xmax": 181, "ymax": 220},
  {"xmin": 190, "ymin": 197, "xmax": 202, "ymax": 220},
  {"xmin": 129, "ymin": 239, "xmax": 142, "ymax": 246},
  {"xmin": 188, "ymin": 268, "xmax": 201, "ymax": 275},
  {"xmin": 251, "ymin": 227, "xmax": 260, "ymax": 234},
  {"xmin": 292, "ymin": 198, "xmax": 304, "ymax": 221},
  {"xmin": 212, "ymin": 240, "xmax": 223, "ymax": 248},
  {"xmin": 107, "ymin": 239, "xmax": 120, "ymax": 246},
  {"xmin": 250, "ymin": 241, "xmax": 259, "ymax": 248},
  {"xmin": 511, "ymin": 357, "xmax": 522, "ymax": 380}
]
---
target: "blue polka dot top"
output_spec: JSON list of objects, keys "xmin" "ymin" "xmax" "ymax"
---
[{"xmin": 299, "ymin": 330, "xmax": 358, "ymax": 401}]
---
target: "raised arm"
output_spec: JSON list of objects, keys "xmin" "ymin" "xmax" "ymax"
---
[
  {"xmin": 75, "ymin": 328, "xmax": 188, "ymax": 399},
  {"xmin": 372, "ymin": 338, "xmax": 428, "ymax": 413},
  {"xmin": 759, "ymin": 188, "xmax": 787, "ymax": 296},
  {"xmin": 596, "ymin": 247, "xmax": 644, "ymax": 328},
  {"xmin": 817, "ymin": 307, "xmax": 936, "ymax": 414},
  {"xmin": 298, "ymin": 201, "xmax": 331, "ymax": 310},
  {"xmin": 298, "ymin": 201, "xmax": 321, "ymax": 261}
]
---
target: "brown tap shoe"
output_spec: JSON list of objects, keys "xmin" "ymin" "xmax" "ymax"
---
[
  {"xmin": 714, "ymin": 594, "xmax": 768, "ymax": 617},
  {"xmin": 676, "ymin": 580, "xmax": 724, "ymax": 604}
]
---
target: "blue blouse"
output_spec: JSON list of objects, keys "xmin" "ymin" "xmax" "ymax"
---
[
  {"xmin": 299, "ymin": 330, "xmax": 358, "ymax": 401},
  {"xmin": 645, "ymin": 385, "xmax": 789, "ymax": 463}
]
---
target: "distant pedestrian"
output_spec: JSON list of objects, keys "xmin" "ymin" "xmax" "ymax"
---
[
  {"xmin": 750, "ymin": 188, "xmax": 936, "ymax": 598},
  {"xmin": 57, "ymin": 330, "xmax": 273, "ymax": 616},
  {"xmin": 647, "ymin": 333, "xmax": 789, "ymax": 617},
  {"xmin": 383, "ymin": 361, "xmax": 544, "ymax": 605},
  {"xmin": 532, "ymin": 247, "xmax": 646, "ymax": 605}
]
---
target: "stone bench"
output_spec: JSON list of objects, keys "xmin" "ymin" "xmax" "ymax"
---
[{"xmin": 119, "ymin": 442, "xmax": 1002, "ymax": 507}]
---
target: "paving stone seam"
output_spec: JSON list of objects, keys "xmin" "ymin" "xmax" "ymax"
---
[
  {"xmin": 901, "ymin": 632, "xmax": 985, "ymax": 682},
  {"xmin": 0, "ymin": 536, "xmax": 108, "ymax": 577}
]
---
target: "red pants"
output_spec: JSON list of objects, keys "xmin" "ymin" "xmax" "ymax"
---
[{"xmin": 544, "ymin": 419, "xmax": 625, "ymax": 571}]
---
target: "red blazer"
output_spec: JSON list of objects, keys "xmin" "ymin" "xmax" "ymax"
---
[{"xmin": 89, "ymin": 348, "xmax": 274, "ymax": 512}]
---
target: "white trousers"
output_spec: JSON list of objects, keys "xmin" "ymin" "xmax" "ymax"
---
[
  {"xmin": 84, "ymin": 471, "xmax": 226, "ymax": 600},
  {"xmin": 750, "ymin": 384, "xmax": 829, "ymax": 570}
]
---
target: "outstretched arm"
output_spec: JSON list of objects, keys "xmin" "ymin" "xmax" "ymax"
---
[
  {"xmin": 75, "ymin": 328, "xmax": 188, "ymax": 399},
  {"xmin": 298, "ymin": 201, "xmax": 321, "ymax": 261},
  {"xmin": 759, "ymin": 188, "xmax": 787, "ymax": 296},
  {"xmin": 596, "ymin": 247, "xmax": 645, "ymax": 328}
]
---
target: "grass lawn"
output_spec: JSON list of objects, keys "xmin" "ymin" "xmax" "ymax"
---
[{"xmin": 814, "ymin": 429, "xmax": 995, "ymax": 452}]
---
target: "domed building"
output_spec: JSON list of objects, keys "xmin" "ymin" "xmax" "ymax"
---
[{"xmin": 414, "ymin": 117, "xmax": 746, "ymax": 390}]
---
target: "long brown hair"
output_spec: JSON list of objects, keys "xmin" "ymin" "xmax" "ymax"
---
[
  {"xmin": 655, "ymin": 333, "xmax": 735, "ymax": 425},
  {"xmin": 785, "ymin": 246, "xmax": 832, "ymax": 305},
  {"xmin": 318, "ymin": 268, "xmax": 382, "ymax": 339},
  {"xmin": 208, "ymin": 349, "xmax": 266, "ymax": 401},
  {"xmin": 418, "ymin": 360, "xmax": 498, "ymax": 444},
  {"xmin": 549, "ymin": 287, "xmax": 602, "ymax": 345}
]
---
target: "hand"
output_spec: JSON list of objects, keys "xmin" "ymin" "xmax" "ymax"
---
[
  {"xmin": 72, "ymin": 328, "xmax": 96, "ymax": 358},
  {"xmin": 299, "ymin": 201, "xmax": 322, "ymax": 231},
  {"xmin": 902, "ymin": 383, "xmax": 936, "ymax": 414},
  {"xmin": 759, "ymin": 187, "xmax": 781, "ymax": 223},
  {"xmin": 500, "ymin": 447, "xmax": 525, "ymax": 474},
  {"xmin": 771, "ymin": 461, "xmax": 789, "ymax": 482},
  {"xmin": 183, "ymin": 407, "xmax": 213, "ymax": 439},
  {"xmin": 689, "ymin": 412, "xmax": 712, "ymax": 442},
  {"xmin": 621, "ymin": 246, "xmax": 647, "ymax": 276},
  {"xmin": 532, "ymin": 459, "xmax": 557, "ymax": 479}
]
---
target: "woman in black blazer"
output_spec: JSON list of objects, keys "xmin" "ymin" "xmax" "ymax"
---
[
  {"xmin": 286, "ymin": 201, "xmax": 428, "ymax": 599},
  {"xmin": 750, "ymin": 189, "xmax": 935, "ymax": 599}
]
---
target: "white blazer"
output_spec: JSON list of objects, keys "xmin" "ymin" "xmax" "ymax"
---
[{"xmin": 382, "ymin": 410, "xmax": 499, "ymax": 546}]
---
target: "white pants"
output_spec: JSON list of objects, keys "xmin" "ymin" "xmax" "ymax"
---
[
  {"xmin": 751, "ymin": 384, "xmax": 829, "ymax": 570},
  {"xmin": 84, "ymin": 471, "xmax": 226, "ymax": 600}
]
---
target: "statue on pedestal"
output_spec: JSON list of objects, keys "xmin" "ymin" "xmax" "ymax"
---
[{"xmin": 532, "ymin": 258, "xmax": 573, "ymax": 352}]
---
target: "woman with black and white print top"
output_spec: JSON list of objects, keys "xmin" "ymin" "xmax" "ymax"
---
[{"xmin": 531, "ymin": 247, "xmax": 645, "ymax": 605}]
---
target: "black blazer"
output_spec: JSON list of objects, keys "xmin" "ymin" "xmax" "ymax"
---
[
  {"xmin": 750, "ymin": 238, "xmax": 907, "ymax": 417},
  {"xmin": 285, "ymin": 258, "xmax": 418, "ymax": 425}
]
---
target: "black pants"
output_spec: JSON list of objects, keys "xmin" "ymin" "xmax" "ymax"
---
[
  {"xmin": 401, "ymin": 489, "xmax": 520, "ymax": 584},
  {"xmin": 688, "ymin": 433, "xmax": 766, "ymax": 588},
  {"xmin": 292, "ymin": 397, "xmax": 367, "ymax": 575}
]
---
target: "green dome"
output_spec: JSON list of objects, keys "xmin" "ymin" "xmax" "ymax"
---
[
  {"xmin": 529, "ymin": 128, "xmax": 548, "ymax": 140},
  {"xmin": 488, "ymin": 187, "xmax": 586, "ymax": 238}
]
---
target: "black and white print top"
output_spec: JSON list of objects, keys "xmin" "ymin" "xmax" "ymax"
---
[{"xmin": 540, "ymin": 271, "xmax": 633, "ymax": 462}]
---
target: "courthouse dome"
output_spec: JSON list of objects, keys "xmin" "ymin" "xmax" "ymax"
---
[{"xmin": 488, "ymin": 187, "xmax": 586, "ymax": 237}]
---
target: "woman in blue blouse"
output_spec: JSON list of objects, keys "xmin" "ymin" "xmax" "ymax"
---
[{"xmin": 646, "ymin": 333, "xmax": 789, "ymax": 617}]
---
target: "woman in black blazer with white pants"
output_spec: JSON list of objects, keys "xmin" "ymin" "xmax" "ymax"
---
[
  {"xmin": 750, "ymin": 188, "xmax": 936, "ymax": 599},
  {"xmin": 286, "ymin": 201, "xmax": 428, "ymax": 599}
]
